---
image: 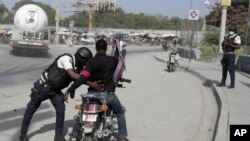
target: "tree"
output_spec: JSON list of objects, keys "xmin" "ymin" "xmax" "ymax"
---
[
  {"xmin": 205, "ymin": 0, "xmax": 249, "ymax": 44},
  {"xmin": 62, "ymin": 7, "xmax": 183, "ymax": 30},
  {"xmin": 0, "ymin": 4, "xmax": 13, "ymax": 24}
]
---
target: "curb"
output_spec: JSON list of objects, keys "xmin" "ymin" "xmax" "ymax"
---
[{"xmin": 154, "ymin": 55, "xmax": 230, "ymax": 141}]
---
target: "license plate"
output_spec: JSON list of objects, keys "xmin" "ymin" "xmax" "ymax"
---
[{"xmin": 82, "ymin": 114, "xmax": 97, "ymax": 122}]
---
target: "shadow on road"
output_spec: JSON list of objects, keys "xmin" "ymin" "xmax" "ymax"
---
[
  {"xmin": 27, "ymin": 119, "xmax": 74, "ymax": 139},
  {"xmin": 10, "ymin": 50, "xmax": 53, "ymax": 59},
  {"xmin": 0, "ymin": 103, "xmax": 54, "ymax": 141},
  {"xmin": 239, "ymin": 81, "xmax": 250, "ymax": 88},
  {"xmin": 202, "ymin": 79, "xmax": 220, "ymax": 87}
]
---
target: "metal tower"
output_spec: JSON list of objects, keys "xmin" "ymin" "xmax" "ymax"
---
[{"xmin": 66, "ymin": 0, "xmax": 117, "ymax": 32}]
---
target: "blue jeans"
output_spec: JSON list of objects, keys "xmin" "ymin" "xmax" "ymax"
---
[
  {"xmin": 221, "ymin": 53, "xmax": 236, "ymax": 86},
  {"xmin": 20, "ymin": 80, "xmax": 65, "ymax": 136},
  {"xmin": 72, "ymin": 91, "xmax": 128, "ymax": 139}
]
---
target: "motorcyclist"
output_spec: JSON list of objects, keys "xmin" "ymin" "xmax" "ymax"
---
[
  {"xmin": 168, "ymin": 46, "xmax": 179, "ymax": 64},
  {"xmin": 112, "ymin": 36, "xmax": 126, "ymax": 58},
  {"xmin": 64, "ymin": 39, "xmax": 129, "ymax": 141},
  {"xmin": 19, "ymin": 47, "xmax": 102, "ymax": 141}
]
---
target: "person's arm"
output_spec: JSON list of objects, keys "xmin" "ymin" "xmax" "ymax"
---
[
  {"xmin": 224, "ymin": 36, "xmax": 241, "ymax": 49},
  {"xmin": 224, "ymin": 41, "xmax": 240, "ymax": 49},
  {"xmin": 64, "ymin": 67, "xmax": 104, "ymax": 102},
  {"xmin": 64, "ymin": 75, "xmax": 87, "ymax": 102},
  {"xmin": 60, "ymin": 55, "xmax": 80, "ymax": 80},
  {"xmin": 66, "ymin": 69, "xmax": 80, "ymax": 80},
  {"xmin": 67, "ymin": 73, "xmax": 104, "ymax": 96}
]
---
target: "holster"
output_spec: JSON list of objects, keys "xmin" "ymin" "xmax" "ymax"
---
[
  {"xmin": 30, "ymin": 87, "xmax": 40, "ymax": 105},
  {"xmin": 220, "ymin": 58, "xmax": 226, "ymax": 65}
]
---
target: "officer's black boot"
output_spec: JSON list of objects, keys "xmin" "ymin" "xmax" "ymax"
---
[
  {"xmin": 54, "ymin": 135, "xmax": 66, "ymax": 141},
  {"xmin": 19, "ymin": 134, "xmax": 29, "ymax": 141},
  {"xmin": 216, "ymin": 83, "xmax": 226, "ymax": 87},
  {"xmin": 228, "ymin": 82, "xmax": 235, "ymax": 89}
]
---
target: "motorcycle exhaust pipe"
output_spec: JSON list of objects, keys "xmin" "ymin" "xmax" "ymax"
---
[{"xmin": 96, "ymin": 131, "xmax": 103, "ymax": 138}]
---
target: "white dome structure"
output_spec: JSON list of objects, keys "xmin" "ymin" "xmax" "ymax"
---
[{"xmin": 14, "ymin": 4, "xmax": 48, "ymax": 32}]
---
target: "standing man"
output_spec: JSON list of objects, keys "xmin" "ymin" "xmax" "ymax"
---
[
  {"xmin": 217, "ymin": 25, "xmax": 241, "ymax": 88},
  {"xmin": 19, "ymin": 47, "xmax": 102, "ymax": 141},
  {"xmin": 112, "ymin": 36, "xmax": 126, "ymax": 58},
  {"xmin": 64, "ymin": 39, "xmax": 129, "ymax": 141}
]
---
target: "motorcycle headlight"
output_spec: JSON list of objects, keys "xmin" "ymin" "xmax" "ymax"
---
[{"xmin": 75, "ymin": 104, "xmax": 84, "ymax": 110}]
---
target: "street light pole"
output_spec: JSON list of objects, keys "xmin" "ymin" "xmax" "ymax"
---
[
  {"xmin": 188, "ymin": 0, "xmax": 193, "ymax": 63},
  {"xmin": 55, "ymin": 0, "xmax": 60, "ymax": 45}
]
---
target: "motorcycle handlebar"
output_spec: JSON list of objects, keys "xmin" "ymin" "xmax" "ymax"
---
[
  {"xmin": 116, "ymin": 83, "xmax": 123, "ymax": 87},
  {"xmin": 120, "ymin": 78, "xmax": 131, "ymax": 83}
]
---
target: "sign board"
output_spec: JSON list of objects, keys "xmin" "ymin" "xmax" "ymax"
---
[
  {"xmin": 222, "ymin": 0, "xmax": 231, "ymax": 6},
  {"xmin": 69, "ymin": 21, "xmax": 74, "ymax": 32},
  {"xmin": 69, "ymin": 21, "xmax": 74, "ymax": 28},
  {"xmin": 188, "ymin": 10, "xmax": 199, "ymax": 20}
]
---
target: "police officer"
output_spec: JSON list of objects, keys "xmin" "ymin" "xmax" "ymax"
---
[
  {"xmin": 19, "ymin": 47, "xmax": 102, "ymax": 141},
  {"xmin": 64, "ymin": 39, "xmax": 129, "ymax": 141},
  {"xmin": 217, "ymin": 25, "xmax": 241, "ymax": 88}
]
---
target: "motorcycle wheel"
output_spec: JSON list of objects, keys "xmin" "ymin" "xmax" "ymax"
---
[
  {"xmin": 172, "ymin": 64, "xmax": 176, "ymax": 72},
  {"xmin": 68, "ymin": 130, "xmax": 83, "ymax": 141},
  {"xmin": 84, "ymin": 136, "xmax": 93, "ymax": 141},
  {"xmin": 169, "ymin": 64, "xmax": 173, "ymax": 72}
]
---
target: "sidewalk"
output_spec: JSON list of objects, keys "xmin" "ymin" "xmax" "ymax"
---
[{"xmin": 155, "ymin": 51, "xmax": 250, "ymax": 141}]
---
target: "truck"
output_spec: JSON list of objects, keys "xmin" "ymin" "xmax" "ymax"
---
[{"xmin": 9, "ymin": 4, "xmax": 49, "ymax": 56}]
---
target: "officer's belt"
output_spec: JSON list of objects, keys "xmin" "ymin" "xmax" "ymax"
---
[{"xmin": 224, "ymin": 52, "xmax": 235, "ymax": 54}]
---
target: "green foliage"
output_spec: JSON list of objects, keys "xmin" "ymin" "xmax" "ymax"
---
[
  {"xmin": 199, "ymin": 44, "xmax": 220, "ymax": 62},
  {"xmin": 0, "ymin": 4, "xmax": 13, "ymax": 24},
  {"xmin": 206, "ymin": 0, "xmax": 249, "ymax": 42},
  {"xmin": 203, "ymin": 27, "xmax": 220, "ymax": 46},
  {"xmin": 63, "ymin": 8, "xmax": 183, "ymax": 30},
  {"xmin": 0, "ymin": 4, "xmax": 6, "ymax": 14}
]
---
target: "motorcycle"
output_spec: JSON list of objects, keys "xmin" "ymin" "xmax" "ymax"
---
[
  {"xmin": 68, "ymin": 78, "xmax": 131, "ymax": 141},
  {"xmin": 167, "ymin": 50, "xmax": 179, "ymax": 72}
]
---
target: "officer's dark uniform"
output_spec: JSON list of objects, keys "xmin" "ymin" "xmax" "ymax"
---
[
  {"xmin": 218, "ymin": 26, "xmax": 241, "ymax": 88},
  {"xmin": 20, "ymin": 54, "xmax": 76, "ymax": 140}
]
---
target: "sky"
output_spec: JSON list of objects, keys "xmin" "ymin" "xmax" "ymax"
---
[{"xmin": 1, "ymin": 0, "xmax": 218, "ymax": 19}]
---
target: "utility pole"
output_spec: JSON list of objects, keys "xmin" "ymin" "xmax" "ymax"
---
[
  {"xmin": 188, "ymin": 0, "xmax": 193, "ymax": 63},
  {"xmin": 65, "ymin": 0, "xmax": 116, "ymax": 33},
  {"xmin": 88, "ymin": 4, "xmax": 94, "ymax": 33},
  {"xmin": 218, "ymin": 6, "xmax": 227, "ymax": 53},
  {"xmin": 55, "ymin": 0, "xmax": 60, "ymax": 45},
  {"xmin": 218, "ymin": 0, "xmax": 232, "ymax": 53}
]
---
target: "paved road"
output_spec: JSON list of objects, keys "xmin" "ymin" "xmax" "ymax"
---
[
  {"xmin": 0, "ymin": 44, "xmax": 218, "ymax": 141},
  {"xmin": 155, "ymin": 51, "xmax": 250, "ymax": 141}
]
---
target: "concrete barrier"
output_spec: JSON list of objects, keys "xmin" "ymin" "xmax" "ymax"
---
[
  {"xmin": 237, "ymin": 55, "xmax": 250, "ymax": 74},
  {"xmin": 177, "ymin": 47, "xmax": 201, "ymax": 59}
]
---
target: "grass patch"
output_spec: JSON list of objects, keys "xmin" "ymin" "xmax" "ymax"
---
[
  {"xmin": 198, "ymin": 44, "xmax": 220, "ymax": 62},
  {"xmin": 198, "ymin": 44, "xmax": 245, "ymax": 62}
]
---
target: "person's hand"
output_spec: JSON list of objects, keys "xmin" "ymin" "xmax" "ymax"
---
[
  {"xmin": 64, "ymin": 91, "xmax": 70, "ymax": 103},
  {"xmin": 88, "ymin": 81, "xmax": 104, "ymax": 91}
]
